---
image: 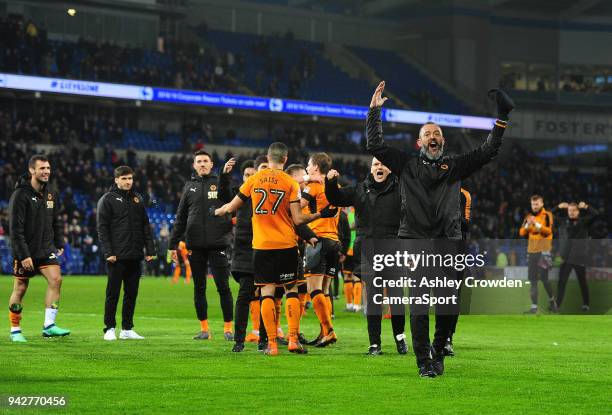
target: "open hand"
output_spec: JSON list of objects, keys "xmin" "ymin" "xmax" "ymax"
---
[
  {"xmin": 370, "ymin": 81, "xmax": 388, "ymax": 108},
  {"xmin": 223, "ymin": 158, "xmax": 236, "ymax": 174}
]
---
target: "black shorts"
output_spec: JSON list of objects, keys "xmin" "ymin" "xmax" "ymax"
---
[
  {"xmin": 305, "ymin": 237, "xmax": 340, "ymax": 279},
  {"xmin": 342, "ymin": 254, "xmax": 354, "ymax": 274},
  {"xmin": 253, "ymin": 247, "xmax": 299, "ymax": 287},
  {"xmin": 13, "ymin": 255, "xmax": 60, "ymax": 279}
]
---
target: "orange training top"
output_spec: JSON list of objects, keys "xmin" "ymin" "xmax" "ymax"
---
[
  {"xmin": 303, "ymin": 181, "xmax": 339, "ymax": 241},
  {"xmin": 519, "ymin": 208, "xmax": 553, "ymax": 253}
]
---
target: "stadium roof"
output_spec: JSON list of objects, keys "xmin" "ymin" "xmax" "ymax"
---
[{"xmin": 244, "ymin": 0, "xmax": 612, "ymax": 20}]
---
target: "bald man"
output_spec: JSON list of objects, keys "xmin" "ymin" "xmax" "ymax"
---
[{"xmin": 366, "ymin": 81, "xmax": 514, "ymax": 377}]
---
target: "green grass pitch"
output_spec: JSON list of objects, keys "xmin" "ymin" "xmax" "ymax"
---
[{"xmin": 1, "ymin": 275, "xmax": 610, "ymax": 414}]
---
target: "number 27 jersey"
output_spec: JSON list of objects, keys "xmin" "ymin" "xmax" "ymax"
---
[{"xmin": 238, "ymin": 168, "xmax": 301, "ymax": 250}]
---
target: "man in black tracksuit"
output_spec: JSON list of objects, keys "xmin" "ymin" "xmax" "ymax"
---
[
  {"xmin": 325, "ymin": 158, "xmax": 406, "ymax": 356},
  {"xmin": 218, "ymin": 158, "xmax": 256, "ymax": 351},
  {"xmin": 97, "ymin": 166, "xmax": 155, "ymax": 340},
  {"xmin": 366, "ymin": 81, "xmax": 514, "ymax": 377},
  {"xmin": 8, "ymin": 155, "xmax": 69, "ymax": 342},
  {"xmin": 170, "ymin": 150, "xmax": 234, "ymax": 340},
  {"xmin": 553, "ymin": 202, "xmax": 599, "ymax": 311}
]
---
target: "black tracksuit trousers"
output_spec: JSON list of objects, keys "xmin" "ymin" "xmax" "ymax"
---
[{"xmin": 104, "ymin": 259, "xmax": 142, "ymax": 330}]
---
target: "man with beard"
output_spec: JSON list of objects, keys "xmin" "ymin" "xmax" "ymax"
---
[
  {"xmin": 8, "ymin": 155, "xmax": 69, "ymax": 342},
  {"xmin": 519, "ymin": 195, "xmax": 557, "ymax": 314},
  {"xmin": 325, "ymin": 157, "xmax": 407, "ymax": 356},
  {"xmin": 366, "ymin": 81, "xmax": 514, "ymax": 377},
  {"xmin": 553, "ymin": 201, "xmax": 599, "ymax": 311},
  {"xmin": 169, "ymin": 150, "xmax": 234, "ymax": 340}
]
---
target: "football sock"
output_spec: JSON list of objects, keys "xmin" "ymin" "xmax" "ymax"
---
[
  {"xmin": 325, "ymin": 294, "xmax": 333, "ymax": 319},
  {"xmin": 274, "ymin": 298, "xmax": 282, "ymax": 328},
  {"xmin": 311, "ymin": 290, "xmax": 332, "ymax": 335},
  {"xmin": 249, "ymin": 299, "xmax": 260, "ymax": 331},
  {"xmin": 344, "ymin": 280, "xmax": 354, "ymax": 304},
  {"xmin": 172, "ymin": 265, "xmax": 181, "ymax": 282},
  {"xmin": 44, "ymin": 301, "xmax": 59, "ymax": 328},
  {"xmin": 285, "ymin": 293, "xmax": 301, "ymax": 339},
  {"xmin": 261, "ymin": 296, "xmax": 277, "ymax": 343},
  {"xmin": 199, "ymin": 319, "xmax": 209, "ymax": 332},
  {"xmin": 224, "ymin": 321, "xmax": 233, "ymax": 333},
  {"xmin": 185, "ymin": 264, "xmax": 192, "ymax": 283},
  {"xmin": 353, "ymin": 281, "xmax": 363, "ymax": 306},
  {"xmin": 298, "ymin": 293, "xmax": 307, "ymax": 316},
  {"xmin": 9, "ymin": 304, "xmax": 22, "ymax": 333}
]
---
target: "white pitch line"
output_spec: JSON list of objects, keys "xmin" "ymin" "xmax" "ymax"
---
[{"xmin": 62, "ymin": 312, "xmax": 192, "ymax": 321}]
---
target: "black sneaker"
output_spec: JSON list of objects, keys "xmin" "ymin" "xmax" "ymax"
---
[
  {"xmin": 548, "ymin": 298, "xmax": 559, "ymax": 313},
  {"xmin": 581, "ymin": 304, "xmax": 590, "ymax": 312},
  {"xmin": 432, "ymin": 355, "xmax": 444, "ymax": 376},
  {"xmin": 193, "ymin": 331, "xmax": 211, "ymax": 340},
  {"xmin": 257, "ymin": 340, "xmax": 268, "ymax": 352},
  {"xmin": 443, "ymin": 337, "xmax": 455, "ymax": 357},
  {"xmin": 315, "ymin": 330, "xmax": 337, "ymax": 348},
  {"xmin": 418, "ymin": 363, "xmax": 436, "ymax": 378},
  {"xmin": 524, "ymin": 306, "xmax": 538, "ymax": 314},
  {"xmin": 232, "ymin": 342, "xmax": 245, "ymax": 352},
  {"xmin": 277, "ymin": 336, "xmax": 289, "ymax": 346},
  {"xmin": 298, "ymin": 333, "xmax": 309, "ymax": 344},
  {"xmin": 305, "ymin": 332, "xmax": 323, "ymax": 346},
  {"xmin": 366, "ymin": 344, "xmax": 383, "ymax": 355},
  {"xmin": 395, "ymin": 334, "xmax": 408, "ymax": 355}
]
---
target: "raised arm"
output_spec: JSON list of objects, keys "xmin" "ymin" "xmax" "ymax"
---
[
  {"xmin": 324, "ymin": 170, "xmax": 356, "ymax": 207},
  {"xmin": 218, "ymin": 158, "xmax": 237, "ymax": 203},
  {"xmin": 366, "ymin": 81, "xmax": 410, "ymax": 175},
  {"xmin": 579, "ymin": 202, "xmax": 599, "ymax": 225},
  {"xmin": 449, "ymin": 89, "xmax": 514, "ymax": 181}
]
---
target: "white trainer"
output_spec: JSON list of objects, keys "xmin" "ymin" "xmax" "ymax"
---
[
  {"xmin": 104, "ymin": 328, "xmax": 117, "ymax": 341},
  {"xmin": 119, "ymin": 329, "xmax": 145, "ymax": 340}
]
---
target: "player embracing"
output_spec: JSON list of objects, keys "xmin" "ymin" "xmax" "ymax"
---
[
  {"xmin": 301, "ymin": 153, "xmax": 341, "ymax": 347},
  {"xmin": 215, "ymin": 142, "xmax": 336, "ymax": 355}
]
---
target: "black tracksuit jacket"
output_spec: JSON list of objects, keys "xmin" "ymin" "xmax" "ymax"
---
[
  {"xmin": 170, "ymin": 172, "xmax": 233, "ymax": 250},
  {"xmin": 553, "ymin": 206, "xmax": 599, "ymax": 266},
  {"xmin": 97, "ymin": 184, "xmax": 155, "ymax": 260},
  {"xmin": 366, "ymin": 107, "xmax": 505, "ymax": 239},
  {"xmin": 325, "ymin": 173, "xmax": 400, "ymax": 241},
  {"xmin": 8, "ymin": 175, "xmax": 63, "ymax": 260}
]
